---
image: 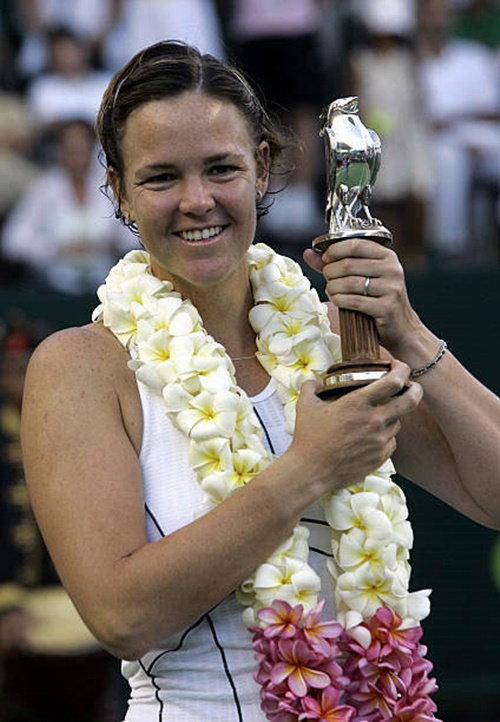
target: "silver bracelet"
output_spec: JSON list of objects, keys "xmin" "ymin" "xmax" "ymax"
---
[{"xmin": 409, "ymin": 339, "xmax": 448, "ymax": 379}]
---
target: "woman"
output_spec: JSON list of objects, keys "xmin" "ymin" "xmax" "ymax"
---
[{"xmin": 21, "ymin": 42, "xmax": 500, "ymax": 721}]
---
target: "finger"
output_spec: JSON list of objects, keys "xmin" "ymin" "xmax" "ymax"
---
[
  {"xmin": 321, "ymin": 238, "xmax": 390, "ymax": 263},
  {"xmin": 383, "ymin": 382, "xmax": 423, "ymax": 426},
  {"xmin": 359, "ymin": 361, "xmax": 412, "ymax": 405},
  {"xmin": 325, "ymin": 274, "xmax": 382, "ymax": 299},
  {"xmin": 303, "ymin": 247, "xmax": 325, "ymax": 273}
]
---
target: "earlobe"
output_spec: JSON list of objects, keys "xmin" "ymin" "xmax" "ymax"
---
[
  {"xmin": 108, "ymin": 166, "xmax": 132, "ymax": 221},
  {"xmin": 256, "ymin": 141, "xmax": 270, "ymax": 198}
]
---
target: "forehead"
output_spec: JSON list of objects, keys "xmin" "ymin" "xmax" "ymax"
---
[{"xmin": 121, "ymin": 92, "xmax": 254, "ymax": 163}]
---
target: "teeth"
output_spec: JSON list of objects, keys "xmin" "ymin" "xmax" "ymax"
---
[{"xmin": 179, "ymin": 226, "xmax": 223, "ymax": 241}]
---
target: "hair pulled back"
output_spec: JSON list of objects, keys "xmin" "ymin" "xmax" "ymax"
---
[{"xmin": 96, "ymin": 41, "xmax": 291, "ymax": 224}]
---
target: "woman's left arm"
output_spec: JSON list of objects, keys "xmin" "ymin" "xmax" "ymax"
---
[{"xmin": 304, "ymin": 240, "xmax": 500, "ymax": 530}]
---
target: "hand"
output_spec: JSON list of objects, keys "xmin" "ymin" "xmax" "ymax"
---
[
  {"xmin": 289, "ymin": 360, "xmax": 423, "ymax": 494},
  {"xmin": 303, "ymin": 239, "xmax": 423, "ymax": 356}
]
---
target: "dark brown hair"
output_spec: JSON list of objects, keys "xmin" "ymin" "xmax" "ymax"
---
[{"xmin": 96, "ymin": 40, "xmax": 292, "ymax": 226}]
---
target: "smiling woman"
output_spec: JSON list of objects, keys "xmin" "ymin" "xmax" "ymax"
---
[{"xmin": 20, "ymin": 40, "xmax": 500, "ymax": 722}]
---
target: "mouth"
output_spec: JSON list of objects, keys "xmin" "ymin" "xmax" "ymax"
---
[{"xmin": 176, "ymin": 225, "xmax": 226, "ymax": 242}]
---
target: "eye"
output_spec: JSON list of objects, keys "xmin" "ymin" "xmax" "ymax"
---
[
  {"xmin": 137, "ymin": 171, "xmax": 176, "ymax": 188},
  {"xmin": 148, "ymin": 172, "xmax": 176, "ymax": 184},
  {"xmin": 208, "ymin": 164, "xmax": 238, "ymax": 178}
]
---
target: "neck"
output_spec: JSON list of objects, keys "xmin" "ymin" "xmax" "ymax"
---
[
  {"xmin": 171, "ymin": 271, "xmax": 257, "ymax": 360},
  {"xmin": 203, "ymin": 284, "xmax": 257, "ymax": 359}
]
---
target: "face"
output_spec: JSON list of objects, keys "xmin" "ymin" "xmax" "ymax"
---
[
  {"xmin": 114, "ymin": 92, "xmax": 269, "ymax": 297},
  {"xmin": 59, "ymin": 123, "xmax": 95, "ymax": 176}
]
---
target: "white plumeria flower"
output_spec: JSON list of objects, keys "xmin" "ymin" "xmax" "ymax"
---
[
  {"xmin": 403, "ymin": 588, "xmax": 432, "ymax": 623},
  {"xmin": 380, "ymin": 489, "xmax": 414, "ymax": 551},
  {"xmin": 335, "ymin": 526, "xmax": 399, "ymax": 572},
  {"xmin": 162, "ymin": 382, "xmax": 194, "ymax": 413},
  {"xmin": 268, "ymin": 525, "xmax": 311, "ymax": 564},
  {"xmin": 167, "ymin": 302, "xmax": 201, "ymax": 337},
  {"xmin": 324, "ymin": 491, "xmax": 394, "ymax": 543},
  {"xmin": 270, "ymin": 340, "xmax": 333, "ymax": 389},
  {"xmin": 249, "ymin": 294, "xmax": 322, "ymax": 333},
  {"xmin": 247, "ymin": 242, "xmax": 273, "ymax": 269},
  {"xmin": 253, "ymin": 557, "xmax": 320, "ymax": 611},
  {"xmin": 199, "ymin": 470, "xmax": 246, "ymax": 506},
  {"xmin": 264, "ymin": 325, "xmax": 324, "ymax": 360},
  {"xmin": 340, "ymin": 609, "xmax": 372, "ymax": 649},
  {"xmin": 177, "ymin": 390, "xmax": 240, "ymax": 440},
  {"xmin": 336, "ymin": 564, "xmax": 409, "ymax": 619},
  {"xmin": 198, "ymin": 448, "xmax": 265, "ymax": 505},
  {"xmin": 188, "ymin": 436, "xmax": 233, "ymax": 476},
  {"xmin": 254, "ymin": 270, "xmax": 311, "ymax": 303},
  {"xmin": 132, "ymin": 328, "xmax": 174, "ymax": 388}
]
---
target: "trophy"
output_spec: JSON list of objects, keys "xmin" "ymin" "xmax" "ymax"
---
[{"xmin": 313, "ymin": 97, "xmax": 393, "ymax": 399}]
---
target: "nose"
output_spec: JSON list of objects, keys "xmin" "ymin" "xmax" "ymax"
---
[{"xmin": 178, "ymin": 175, "xmax": 216, "ymax": 216}]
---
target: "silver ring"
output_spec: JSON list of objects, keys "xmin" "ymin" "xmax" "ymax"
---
[{"xmin": 363, "ymin": 276, "xmax": 371, "ymax": 296}]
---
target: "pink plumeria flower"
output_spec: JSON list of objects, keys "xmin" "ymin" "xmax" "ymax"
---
[
  {"xmin": 303, "ymin": 600, "xmax": 344, "ymax": 657},
  {"xmin": 258, "ymin": 600, "xmax": 304, "ymax": 639},
  {"xmin": 387, "ymin": 697, "xmax": 442, "ymax": 721},
  {"xmin": 299, "ymin": 686, "xmax": 357, "ymax": 721},
  {"xmin": 271, "ymin": 639, "xmax": 331, "ymax": 697},
  {"xmin": 368, "ymin": 607, "xmax": 422, "ymax": 657}
]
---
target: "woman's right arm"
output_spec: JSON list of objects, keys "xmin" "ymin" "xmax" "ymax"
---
[{"xmin": 22, "ymin": 326, "xmax": 419, "ymax": 659}]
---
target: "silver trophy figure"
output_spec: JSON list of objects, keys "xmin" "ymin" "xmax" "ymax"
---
[
  {"xmin": 312, "ymin": 97, "xmax": 393, "ymax": 398},
  {"xmin": 313, "ymin": 96, "xmax": 392, "ymax": 254}
]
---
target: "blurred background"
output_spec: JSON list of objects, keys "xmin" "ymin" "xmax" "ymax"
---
[{"xmin": 0, "ymin": 0, "xmax": 499, "ymax": 720}]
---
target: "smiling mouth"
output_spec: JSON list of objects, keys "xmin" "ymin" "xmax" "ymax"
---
[{"xmin": 177, "ymin": 226, "xmax": 225, "ymax": 241}]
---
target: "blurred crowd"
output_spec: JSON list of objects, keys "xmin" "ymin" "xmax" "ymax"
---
[
  {"xmin": 0, "ymin": 0, "xmax": 498, "ymax": 291},
  {"xmin": 0, "ymin": 1, "xmax": 500, "ymax": 720}
]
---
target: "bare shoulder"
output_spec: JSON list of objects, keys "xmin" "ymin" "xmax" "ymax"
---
[
  {"xmin": 24, "ymin": 321, "xmax": 142, "ymax": 453},
  {"xmin": 27, "ymin": 322, "xmax": 127, "ymax": 380}
]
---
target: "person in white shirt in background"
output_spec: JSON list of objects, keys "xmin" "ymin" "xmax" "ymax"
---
[
  {"xmin": 1, "ymin": 118, "xmax": 136, "ymax": 295},
  {"xmin": 16, "ymin": 0, "xmax": 118, "ymax": 80},
  {"xmin": 224, "ymin": 0, "xmax": 328, "ymax": 246},
  {"xmin": 101, "ymin": 0, "xmax": 226, "ymax": 72},
  {"xmin": 26, "ymin": 26, "xmax": 112, "ymax": 136},
  {"xmin": 416, "ymin": 0, "xmax": 500, "ymax": 265}
]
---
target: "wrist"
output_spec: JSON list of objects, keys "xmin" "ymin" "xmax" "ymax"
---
[
  {"xmin": 386, "ymin": 318, "xmax": 442, "ymax": 371},
  {"xmin": 409, "ymin": 339, "xmax": 447, "ymax": 379}
]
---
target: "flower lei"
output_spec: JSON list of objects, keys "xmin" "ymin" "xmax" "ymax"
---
[{"xmin": 93, "ymin": 243, "xmax": 440, "ymax": 721}]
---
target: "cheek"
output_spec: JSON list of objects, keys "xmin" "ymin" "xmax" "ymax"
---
[{"xmin": 135, "ymin": 193, "xmax": 170, "ymax": 226}]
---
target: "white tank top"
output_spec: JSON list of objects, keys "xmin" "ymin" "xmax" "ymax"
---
[{"xmin": 122, "ymin": 377, "xmax": 334, "ymax": 721}]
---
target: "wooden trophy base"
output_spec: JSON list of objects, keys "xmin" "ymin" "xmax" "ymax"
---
[{"xmin": 312, "ymin": 228, "xmax": 394, "ymax": 400}]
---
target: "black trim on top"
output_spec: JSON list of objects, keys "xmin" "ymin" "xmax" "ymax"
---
[
  {"xmin": 207, "ymin": 613, "xmax": 244, "ymax": 722},
  {"xmin": 252, "ymin": 405, "xmax": 275, "ymax": 455}
]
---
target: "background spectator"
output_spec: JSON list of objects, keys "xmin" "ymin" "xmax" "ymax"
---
[
  {"xmin": 347, "ymin": 0, "xmax": 433, "ymax": 270},
  {"xmin": 101, "ymin": 0, "xmax": 226, "ymax": 72},
  {"xmin": 1, "ymin": 118, "xmax": 136, "ymax": 295},
  {"xmin": 25, "ymin": 26, "xmax": 111, "ymax": 144},
  {"xmin": 16, "ymin": 0, "xmax": 118, "ymax": 80},
  {"xmin": 0, "ymin": 91, "xmax": 40, "ymax": 229},
  {"xmin": 416, "ymin": 0, "xmax": 500, "ymax": 266},
  {"xmin": 223, "ymin": 0, "xmax": 331, "ymax": 254}
]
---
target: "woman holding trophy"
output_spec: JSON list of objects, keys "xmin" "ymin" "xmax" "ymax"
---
[{"xmin": 21, "ymin": 41, "xmax": 500, "ymax": 721}]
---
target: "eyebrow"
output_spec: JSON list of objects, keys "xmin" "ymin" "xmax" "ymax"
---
[{"xmin": 137, "ymin": 151, "xmax": 245, "ymax": 174}]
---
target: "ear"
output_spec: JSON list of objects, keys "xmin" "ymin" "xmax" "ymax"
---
[
  {"xmin": 108, "ymin": 167, "xmax": 133, "ymax": 222},
  {"xmin": 255, "ymin": 141, "xmax": 270, "ymax": 199}
]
